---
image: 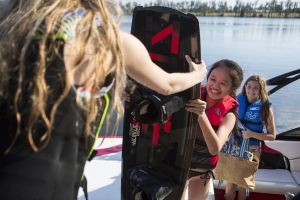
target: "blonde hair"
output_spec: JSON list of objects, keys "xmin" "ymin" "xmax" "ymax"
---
[{"xmin": 0, "ymin": 0, "xmax": 125, "ymax": 152}]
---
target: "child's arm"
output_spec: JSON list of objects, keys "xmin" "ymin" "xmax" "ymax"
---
[
  {"xmin": 198, "ymin": 112, "xmax": 236, "ymax": 155},
  {"xmin": 243, "ymin": 107, "xmax": 276, "ymax": 141},
  {"xmin": 186, "ymin": 99, "xmax": 236, "ymax": 155}
]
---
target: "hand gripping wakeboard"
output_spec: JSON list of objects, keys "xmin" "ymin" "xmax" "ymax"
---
[{"xmin": 121, "ymin": 6, "xmax": 201, "ymax": 200}]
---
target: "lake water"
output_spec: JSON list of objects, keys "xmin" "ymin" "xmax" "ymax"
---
[{"xmin": 120, "ymin": 16, "xmax": 300, "ymax": 134}]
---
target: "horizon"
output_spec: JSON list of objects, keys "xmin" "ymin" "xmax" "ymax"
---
[{"xmin": 119, "ymin": 0, "xmax": 300, "ymax": 7}]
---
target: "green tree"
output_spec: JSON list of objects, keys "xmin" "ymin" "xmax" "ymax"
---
[
  {"xmin": 269, "ymin": 0, "xmax": 277, "ymax": 17},
  {"xmin": 243, "ymin": 2, "xmax": 254, "ymax": 16},
  {"xmin": 292, "ymin": 2, "xmax": 299, "ymax": 17},
  {"xmin": 199, "ymin": 2, "xmax": 209, "ymax": 16},
  {"xmin": 218, "ymin": 1, "xmax": 228, "ymax": 16},
  {"xmin": 210, "ymin": 1, "xmax": 217, "ymax": 13},
  {"xmin": 118, "ymin": 0, "xmax": 299, "ymax": 18},
  {"xmin": 252, "ymin": 0, "xmax": 259, "ymax": 17},
  {"xmin": 285, "ymin": 0, "xmax": 293, "ymax": 17},
  {"xmin": 234, "ymin": 0, "xmax": 243, "ymax": 17},
  {"xmin": 275, "ymin": 2, "xmax": 283, "ymax": 16}
]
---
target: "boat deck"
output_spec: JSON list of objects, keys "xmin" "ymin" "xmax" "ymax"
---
[{"xmin": 78, "ymin": 137, "xmax": 300, "ymax": 200}]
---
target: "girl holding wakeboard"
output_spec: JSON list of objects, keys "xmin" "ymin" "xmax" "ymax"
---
[{"xmin": 185, "ymin": 59, "xmax": 244, "ymax": 200}]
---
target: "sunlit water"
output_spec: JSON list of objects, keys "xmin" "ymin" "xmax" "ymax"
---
[{"xmin": 120, "ymin": 16, "xmax": 300, "ymax": 134}]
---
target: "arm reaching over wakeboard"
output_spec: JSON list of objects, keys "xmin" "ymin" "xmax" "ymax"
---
[{"xmin": 121, "ymin": 31, "xmax": 207, "ymax": 96}]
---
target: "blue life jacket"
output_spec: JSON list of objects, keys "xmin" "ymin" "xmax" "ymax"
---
[{"xmin": 238, "ymin": 95, "xmax": 264, "ymax": 146}]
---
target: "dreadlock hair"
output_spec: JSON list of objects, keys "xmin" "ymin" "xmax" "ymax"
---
[{"xmin": 0, "ymin": 0, "xmax": 125, "ymax": 152}]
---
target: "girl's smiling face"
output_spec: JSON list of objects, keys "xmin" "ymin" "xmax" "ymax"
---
[
  {"xmin": 245, "ymin": 80, "xmax": 260, "ymax": 103},
  {"xmin": 206, "ymin": 66, "xmax": 233, "ymax": 101}
]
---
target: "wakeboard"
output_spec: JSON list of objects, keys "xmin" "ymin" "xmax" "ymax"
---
[{"xmin": 122, "ymin": 6, "xmax": 201, "ymax": 200}]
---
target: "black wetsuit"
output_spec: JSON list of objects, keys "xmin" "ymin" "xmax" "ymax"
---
[{"xmin": 0, "ymin": 43, "xmax": 92, "ymax": 200}]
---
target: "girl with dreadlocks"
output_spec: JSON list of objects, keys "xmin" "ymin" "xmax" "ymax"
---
[{"xmin": 0, "ymin": 0, "xmax": 206, "ymax": 199}]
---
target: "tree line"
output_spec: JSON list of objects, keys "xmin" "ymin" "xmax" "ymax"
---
[{"xmin": 119, "ymin": 0, "xmax": 300, "ymax": 18}]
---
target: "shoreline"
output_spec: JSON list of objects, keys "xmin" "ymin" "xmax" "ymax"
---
[{"xmin": 122, "ymin": 12, "xmax": 300, "ymax": 19}]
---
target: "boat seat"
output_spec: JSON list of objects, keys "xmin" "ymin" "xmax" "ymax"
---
[
  {"xmin": 254, "ymin": 169, "xmax": 300, "ymax": 194},
  {"xmin": 292, "ymin": 171, "xmax": 300, "ymax": 185}
]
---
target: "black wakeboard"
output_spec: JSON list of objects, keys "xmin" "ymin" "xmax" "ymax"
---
[{"xmin": 121, "ymin": 6, "xmax": 201, "ymax": 200}]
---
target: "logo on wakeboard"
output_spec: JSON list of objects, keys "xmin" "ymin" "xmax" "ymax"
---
[{"xmin": 129, "ymin": 119, "xmax": 141, "ymax": 147}]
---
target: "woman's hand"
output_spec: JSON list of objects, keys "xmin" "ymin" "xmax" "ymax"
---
[
  {"xmin": 185, "ymin": 55, "xmax": 207, "ymax": 81},
  {"xmin": 185, "ymin": 99, "xmax": 207, "ymax": 116},
  {"xmin": 242, "ymin": 130, "xmax": 251, "ymax": 139}
]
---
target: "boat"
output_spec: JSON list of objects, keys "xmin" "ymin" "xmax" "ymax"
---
[
  {"xmin": 78, "ymin": 69, "xmax": 300, "ymax": 200},
  {"xmin": 214, "ymin": 69, "xmax": 300, "ymax": 200}
]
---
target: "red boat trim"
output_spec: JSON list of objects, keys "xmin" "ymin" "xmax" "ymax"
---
[{"xmin": 95, "ymin": 144, "xmax": 123, "ymax": 157}]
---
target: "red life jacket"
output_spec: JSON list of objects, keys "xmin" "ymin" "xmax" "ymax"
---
[
  {"xmin": 191, "ymin": 87, "xmax": 238, "ymax": 170},
  {"xmin": 201, "ymin": 88, "xmax": 238, "ymax": 128}
]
